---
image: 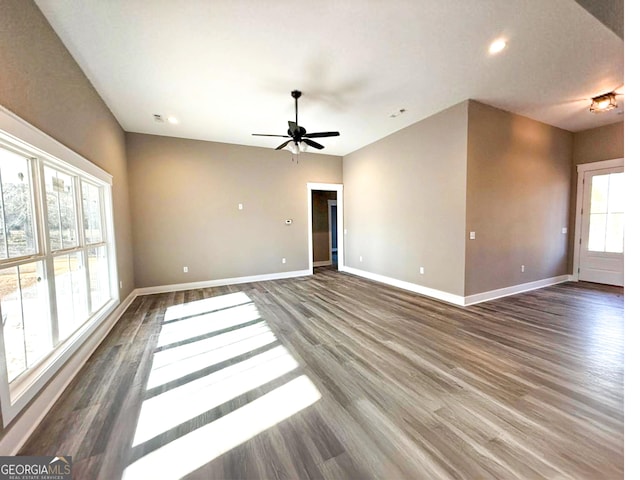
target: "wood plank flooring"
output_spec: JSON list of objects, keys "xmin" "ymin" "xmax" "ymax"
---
[{"xmin": 20, "ymin": 270, "xmax": 624, "ymax": 479}]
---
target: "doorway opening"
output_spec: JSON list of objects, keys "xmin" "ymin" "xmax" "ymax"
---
[{"xmin": 307, "ymin": 183, "xmax": 343, "ymax": 273}]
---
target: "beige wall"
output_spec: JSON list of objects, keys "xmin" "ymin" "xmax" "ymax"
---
[
  {"xmin": 465, "ymin": 101, "xmax": 573, "ymax": 295},
  {"xmin": 343, "ymin": 102, "xmax": 468, "ymax": 296},
  {"xmin": 573, "ymin": 121, "xmax": 624, "ymax": 165},
  {"xmin": 126, "ymin": 133, "xmax": 342, "ymax": 287},
  {"xmin": 0, "ymin": 0, "xmax": 134, "ymax": 432},
  {"xmin": 312, "ymin": 191, "xmax": 337, "ymax": 263},
  {"xmin": 0, "ymin": 0, "xmax": 134, "ymax": 297}
]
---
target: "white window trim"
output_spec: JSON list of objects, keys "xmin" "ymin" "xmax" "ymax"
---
[
  {"xmin": 0, "ymin": 105, "xmax": 119, "ymax": 426},
  {"xmin": 0, "ymin": 106, "xmax": 112, "ymax": 186}
]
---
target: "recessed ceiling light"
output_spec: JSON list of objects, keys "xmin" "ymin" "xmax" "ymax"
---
[
  {"xmin": 489, "ymin": 39, "xmax": 507, "ymax": 54},
  {"xmin": 167, "ymin": 116, "xmax": 179, "ymax": 124}
]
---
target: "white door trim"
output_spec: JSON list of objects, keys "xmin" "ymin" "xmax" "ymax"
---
[
  {"xmin": 572, "ymin": 157, "xmax": 624, "ymax": 281},
  {"xmin": 328, "ymin": 199, "xmax": 337, "ymax": 258},
  {"xmin": 307, "ymin": 183, "xmax": 344, "ymax": 272}
]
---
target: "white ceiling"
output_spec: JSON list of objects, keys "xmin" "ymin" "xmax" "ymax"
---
[{"xmin": 34, "ymin": 0, "xmax": 624, "ymax": 156}]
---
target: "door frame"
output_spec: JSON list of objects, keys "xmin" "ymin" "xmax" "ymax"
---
[
  {"xmin": 328, "ymin": 199, "xmax": 338, "ymax": 258},
  {"xmin": 572, "ymin": 157, "xmax": 624, "ymax": 281},
  {"xmin": 307, "ymin": 183, "xmax": 343, "ymax": 272}
]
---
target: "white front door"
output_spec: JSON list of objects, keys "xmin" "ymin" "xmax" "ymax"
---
[{"xmin": 577, "ymin": 165, "xmax": 624, "ymax": 286}]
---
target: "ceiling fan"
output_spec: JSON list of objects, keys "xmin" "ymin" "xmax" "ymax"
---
[{"xmin": 253, "ymin": 90, "xmax": 340, "ymax": 154}]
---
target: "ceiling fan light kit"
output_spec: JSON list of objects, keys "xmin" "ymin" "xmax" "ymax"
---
[
  {"xmin": 589, "ymin": 92, "xmax": 617, "ymax": 113},
  {"xmin": 252, "ymin": 90, "xmax": 340, "ymax": 155}
]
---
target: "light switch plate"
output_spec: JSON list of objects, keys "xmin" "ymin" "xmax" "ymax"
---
[{"xmin": 470, "ymin": 231, "xmax": 476, "ymax": 240}]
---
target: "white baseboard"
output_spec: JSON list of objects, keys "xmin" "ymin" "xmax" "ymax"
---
[
  {"xmin": 313, "ymin": 260, "xmax": 333, "ymax": 267},
  {"xmin": 0, "ymin": 291, "xmax": 137, "ymax": 455},
  {"xmin": 463, "ymin": 275, "xmax": 572, "ymax": 305},
  {"xmin": 342, "ymin": 266, "xmax": 466, "ymax": 306},
  {"xmin": 342, "ymin": 267, "xmax": 571, "ymax": 307},
  {"xmin": 135, "ymin": 269, "xmax": 312, "ymax": 296}
]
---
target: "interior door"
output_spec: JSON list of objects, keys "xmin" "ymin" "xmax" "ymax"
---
[{"xmin": 578, "ymin": 167, "xmax": 624, "ymax": 286}]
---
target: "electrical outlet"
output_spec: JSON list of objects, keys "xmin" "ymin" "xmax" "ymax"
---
[
  {"xmin": 419, "ymin": 267, "xmax": 424, "ymax": 274},
  {"xmin": 470, "ymin": 231, "xmax": 476, "ymax": 240},
  {"xmin": 183, "ymin": 266, "xmax": 189, "ymax": 273},
  {"xmin": 562, "ymin": 227, "xmax": 567, "ymax": 234},
  {"xmin": 238, "ymin": 203, "xmax": 243, "ymax": 210},
  {"xmin": 282, "ymin": 258, "xmax": 286, "ymax": 264},
  {"xmin": 521, "ymin": 265, "xmax": 525, "ymax": 273},
  {"xmin": 359, "ymin": 256, "xmax": 363, "ymax": 262}
]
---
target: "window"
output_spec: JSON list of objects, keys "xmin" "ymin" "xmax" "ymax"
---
[
  {"xmin": 0, "ymin": 151, "xmax": 36, "ymax": 259},
  {"xmin": 0, "ymin": 111, "xmax": 117, "ymax": 426},
  {"xmin": 45, "ymin": 167, "xmax": 78, "ymax": 251},
  {"xmin": 587, "ymin": 172, "xmax": 624, "ymax": 253}
]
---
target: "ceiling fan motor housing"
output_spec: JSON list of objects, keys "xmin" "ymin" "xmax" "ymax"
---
[{"xmin": 251, "ymin": 89, "xmax": 340, "ymax": 151}]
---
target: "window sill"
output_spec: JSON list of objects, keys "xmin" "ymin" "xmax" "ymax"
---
[{"xmin": 1, "ymin": 298, "xmax": 118, "ymax": 427}]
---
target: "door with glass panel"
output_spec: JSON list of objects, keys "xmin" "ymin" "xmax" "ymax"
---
[{"xmin": 578, "ymin": 167, "xmax": 624, "ymax": 286}]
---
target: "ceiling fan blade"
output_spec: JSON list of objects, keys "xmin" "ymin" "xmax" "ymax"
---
[
  {"xmin": 302, "ymin": 138, "xmax": 324, "ymax": 150},
  {"xmin": 252, "ymin": 134, "xmax": 290, "ymax": 137},
  {"xmin": 276, "ymin": 140, "xmax": 292, "ymax": 150},
  {"xmin": 304, "ymin": 131, "xmax": 340, "ymax": 138}
]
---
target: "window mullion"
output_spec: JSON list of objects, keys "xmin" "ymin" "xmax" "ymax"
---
[
  {"xmin": 16, "ymin": 266, "xmax": 28, "ymax": 373},
  {"xmin": 99, "ymin": 185, "xmax": 107, "ymax": 244},
  {"xmin": 46, "ymin": 255, "xmax": 59, "ymax": 346},
  {"xmin": 77, "ymin": 179, "xmax": 92, "ymax": 314},
  {"xmin": 30, "ymin": 158, "xmax": 47, "ymax": 257},
  {"xmin": 0, "ymin": 168, "xmax": 9, "ymax": 258},
  {"xmin": 35, "ymin": 159, "xmax": 60, "ymax": 346},
  {"xmin": 55, "ymin": 174, "xmax": 64, "ymax": 249},
  {"xmin": 75, "ymin": 177, "xmax": 86, "ymax": 247}
]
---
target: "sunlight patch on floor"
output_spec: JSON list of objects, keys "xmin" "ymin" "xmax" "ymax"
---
[
  {"xmin": 132, "ymin": 345, "xmax": 298, "ymax": 446},
  {"xmin": 123, "ymin": 375, "xmax": 321, "ymax": 480},
  {"xmin": 163, "ymin": 292, "xmax": 252, "ymax": 322},
  {"xmin": 157, "ymin": 303, "xmax": 261, "ymax": 348},
  {"xmin": 147, "ymin": 322, "xmax": 276, "ymax": 389}
]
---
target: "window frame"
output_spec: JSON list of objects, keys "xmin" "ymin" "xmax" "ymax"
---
[{"xmin": 0, "ymin": 106, "xmax": 119, "ymax": 427}]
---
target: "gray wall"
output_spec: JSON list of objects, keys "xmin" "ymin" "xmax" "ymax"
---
[
  {"xmin": 343, "ymin": 102, "xmax": 468, "ymax": 296},
  {"xmin": 465, "ymin": 101, "xmax": 574, "ymax": 295},
  {"xmin": 0, "ymin": 0, "xmax": 134, "ymax": 430},
  {"xmin": 126, "ymin": 133, "xmax": 342, "ymax": 288}
]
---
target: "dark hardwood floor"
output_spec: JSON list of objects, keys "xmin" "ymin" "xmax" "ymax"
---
[{"xmin": 20, "ymin": 270, "xmax": 624, "ymax": 479}]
